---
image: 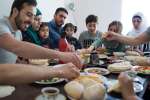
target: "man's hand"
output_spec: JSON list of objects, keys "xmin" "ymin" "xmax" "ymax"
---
[
  {"xmin": 118, "ymin": 72, "xmax": 137, "ymax": 100},
  {"xmin": 102, "ymin": 31, "xmax": 120, "ymax": 41},
  {"xmin": 58, "ymin": 52, "xmax": 82, "ymax": 69},
  {"xmin": 53, "ymin": 63, "xmax": 80, "ymax": 80}
]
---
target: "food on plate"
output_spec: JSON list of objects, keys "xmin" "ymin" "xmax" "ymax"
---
[
  {"xmin": 133, "ymin": 66, "xmax": 150, "ymax": 74},
  {"xmin": 84, "ymin": 67, "xmax": 110, "ymax": 75},
  {"xmin": 126, "ymin": 51, "xmax": 141, "ymax": 56},
  {"xmin": 75, "ymin": 74, "xmax": 104, "ymax": 84},
  {"xmin": 113, "ymin": 52, "xmax": 125, "ymax": 57},
  {"xmin": 64, "ymin": 81, "xmax": 84, "ymax": 99},
  {"xmin": 64, "ymin": 74, "xmax": 106, "ymax": 100},
  {"xmin": 108, "ymin": 61, "xmax": 132, "ymax": 73},
  {"xmin": 29, "ymin": 59, "xmax": 49, "ymax": 65},
  {"xmin": 124, "ymin": 56, "xmax": 149, "ymax": 66}
]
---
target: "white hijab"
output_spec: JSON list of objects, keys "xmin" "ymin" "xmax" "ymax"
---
[{"xmin": 127, "ymin": 12, "xmax": 148, "ymax": 36}]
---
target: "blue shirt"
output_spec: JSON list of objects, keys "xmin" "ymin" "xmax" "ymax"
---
[{"xmin": 48, "ymin": 20, "xmax": 63, "ymax": 49}]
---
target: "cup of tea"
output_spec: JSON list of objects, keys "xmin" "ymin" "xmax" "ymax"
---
[{"xmin": 41, "ymin": 87, "xmax": 60, "ymax": 100}]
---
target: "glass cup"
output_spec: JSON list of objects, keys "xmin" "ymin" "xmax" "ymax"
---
[{"xmin": 41, "ymin": 87, "xmax": 60, "ymax": 100}]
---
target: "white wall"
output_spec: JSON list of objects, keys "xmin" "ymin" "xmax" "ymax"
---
[
  {"xmin": 72, "ymin": 0, "xmax": 122, "ymax": 38},
  {"xmin": 0, "ymin": 0, "xmax": 13, "ymax": 18},
  {"xmin": 37, "ymin": 0, "xmax": 64, "ymax": 22}
]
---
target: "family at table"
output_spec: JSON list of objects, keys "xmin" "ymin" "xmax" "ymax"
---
[{"xmin": 0, "ymin": 0, "xmax": 149, "ymax": 100}]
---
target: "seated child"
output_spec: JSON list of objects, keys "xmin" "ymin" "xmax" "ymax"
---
[
  {"xmin": 59, "ymin": 31, "xmax": 75, "ymax": 52},
  {"xmin": 38, "ymin": 22, "xmax": 50, "ymax": 48},
  {"xmin": 63, "ymin": 23, "xmax": 82, "ymax": 50}
]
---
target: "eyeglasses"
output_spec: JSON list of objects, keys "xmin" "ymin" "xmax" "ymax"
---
[{"xmin": 132, "ymin": 19, "xmax": 142, "ymax": 23}]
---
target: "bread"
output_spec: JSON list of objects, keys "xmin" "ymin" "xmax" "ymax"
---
[
  {"xmin": 78, "ymin": 77, "xmax": 98, "ymax": 88},
  {"xmin": 29, "ymin": 59, "xmax": 49, "ymax": 65},
  {"xmin": 108, "ymin": 61, "xmax": 132, "ymax": 72},
  {"xmin": 125, "ymin": 56, "xmax": 149, "ymax": 66},
  {"xmin": 126, "ymin": 51, "xmax": 140, "ymax": 56},
  {"xmin": 64, "ymin": 81, "xmax": 84, "ymax": 99},
  {"xmin": 113, "ymin": 52, "xmax": 125, "ymax": 57},
  {"xmin": 76, "ymin": 74, "xmax": 104, "ymax": 84},
  {"xmin": 64, "ymin": 74, "xmax": 106, "ymax": 100},
  {"xmin": 83, "ymin": 83, "xmax": 106, "ymax": 100}
]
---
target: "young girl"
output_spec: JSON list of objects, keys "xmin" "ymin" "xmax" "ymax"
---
[
  {"xmin": 64, "ymin": 23, "xmax": 81, "ymax": 50},
  {"xmin": 38, "ymin": 22, "xmax": 50, "ymax": 48},
  {"xmin": 81, "ymin": 21, "xmax": 125, "ymax": 53}
]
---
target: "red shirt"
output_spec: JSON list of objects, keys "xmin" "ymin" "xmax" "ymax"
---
[{"xmin": 59, "ymin": 38, "xmax": 70, "ymax": 52}]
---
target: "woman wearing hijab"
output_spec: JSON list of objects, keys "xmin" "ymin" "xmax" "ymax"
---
[{"xmin": 127, "ymin": 12, "xmax": 149, "ymax": 52}]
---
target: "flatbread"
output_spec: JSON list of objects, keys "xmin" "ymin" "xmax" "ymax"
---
[
  {"xmin": 29, "ymin": 59, "xmax": 49, "ymax": 65},
  {"xmin": 0, "ymin": 86, "xmax": 15, "ymax": 98},
  {"xmin": 126, "ymin": 51, "xmax": 140, "ymax": 56},
  {"xmin": 125, "ymin": 56, "xmax": 149, "ymax": 66},
  {"xmin": 108, "ymin": 61, "xmax": 132, "ymax": 72}
]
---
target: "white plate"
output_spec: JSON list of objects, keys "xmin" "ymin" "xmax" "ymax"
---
[
  {"xmin": 35, "ymin": 78, "xmax": 65, "ymax": 85},
  {"xmin": 0, "ymin": 86, "xmax": 15, "ymax": 98},
  {"xmin": 35, "ymin": 94, "xmax": 66, "ymax": 100},
  {"xmin": 134, "ymin": 82, "xmax": 143, "ymax": 93},
  {"xmin": 84, "ymin": 67, "xmax": 110, "ymax": 75}
]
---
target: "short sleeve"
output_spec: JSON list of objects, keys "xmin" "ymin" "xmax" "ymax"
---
[{"xmin": 0, "ymin": 23, "xmax": 10, "ymax": 36}]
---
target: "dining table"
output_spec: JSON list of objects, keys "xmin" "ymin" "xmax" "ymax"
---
[
  {"xmin": 1, "ymin": 53, "xmax": 150, "ymax": 100},
  {"xmin": 0, "ymin": 73, "xmax": 149, "ymax": 100}
]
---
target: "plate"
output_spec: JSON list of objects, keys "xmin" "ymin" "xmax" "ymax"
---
[
  {"xmin": 132, "ymin": 66, "xmax": 150, "ymax": 75},
  {"xmin": 0, "ymin": 86, "xmax": 15, "ymax": 98},
  {"xmin": 84, "ymin": 67, "xmax": 110, "ymax": 75},
  {"xmin": 35, "ymin": 78, "xmax": 65, "ymax": 85},
  {"xmin": 134, "ymin": 82, "xmax": 143, "ymax": 93},
  {"xmin": 35, "ymin": 94, "xmax": 66, "ymax": 100}
]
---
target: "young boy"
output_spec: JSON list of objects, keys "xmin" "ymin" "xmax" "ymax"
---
[{"xmin": 79, "ymin": 15, "xmax": 102, "ymax": 48}]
